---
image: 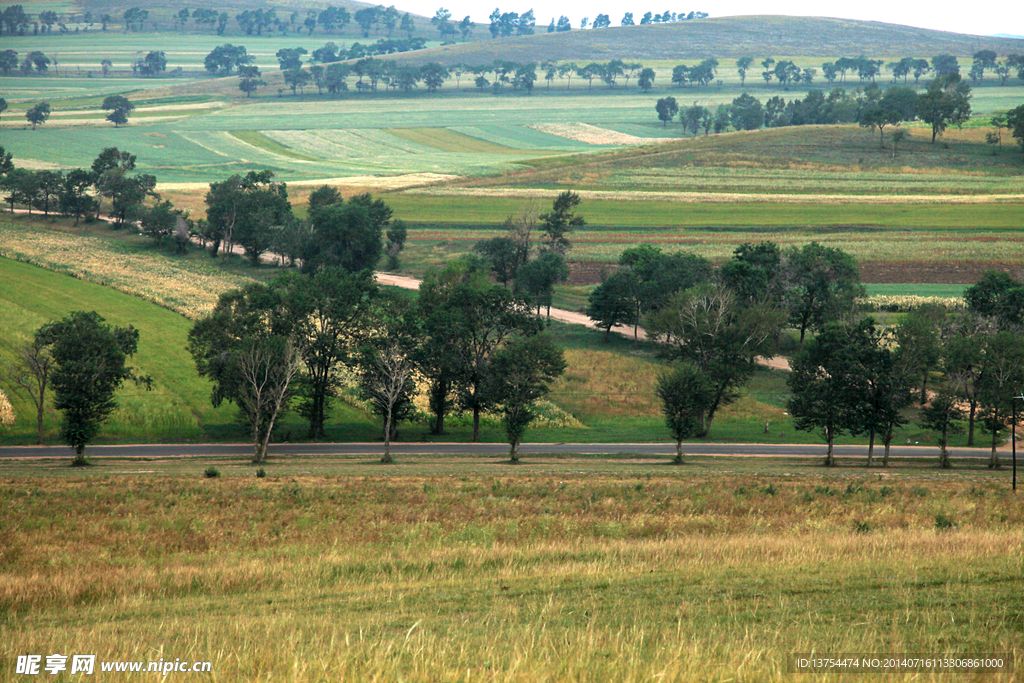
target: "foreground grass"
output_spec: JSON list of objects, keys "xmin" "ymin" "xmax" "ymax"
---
[{"xmin": 1, "ymin": 462, "xmax": 1021, "ymax": 681}]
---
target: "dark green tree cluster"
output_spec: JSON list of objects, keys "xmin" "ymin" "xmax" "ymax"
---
[
  {"xmin": 786, "ymin": 270, "xmax": 1024, "ymax": 469},
  {"xmin": 473, "ymin": 191, "xmax": 582, "ymax": 316},
  {"xmin": 686, "ymin": 79, "xmax": 974, "ymax": 148},
  {"xmin": 188, "ymin": 251, "xmax": 563, "ymax": 463},
  {"xmin": 0, "ymin": 146, "xmax": 174, "ymax": 231}
]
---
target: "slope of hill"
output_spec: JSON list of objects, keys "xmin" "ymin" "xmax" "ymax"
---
[{"xmin": 389, "ymin": 15, "xmax": 1024, "ymax": 66}]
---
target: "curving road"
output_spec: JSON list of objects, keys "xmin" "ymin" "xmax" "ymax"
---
[{"xmin": 0, "ymin": 441, "xmax": 998, "ymax": 460}]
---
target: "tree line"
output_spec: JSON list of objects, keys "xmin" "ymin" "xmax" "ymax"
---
[
  {"xmin": 1, "ymin": 146, "xmax": 582, "ymax": 464},
  {"xmin": 657, "ymin": 83, "xmax": 1024, "ymax": 150},
  {"xmin": 581, "ymin": 238, "xmax": 1024, "ymax": 469},
  {"xmin": 0, "ymin": 3, "xmax": 418, "ymax": 38}
]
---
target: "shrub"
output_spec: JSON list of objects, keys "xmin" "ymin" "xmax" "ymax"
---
[
  {"xmin": 255, "ymin": 467, "xmax": 266, "ymax": 478},
  {"xmin": 934, "ymin": 513, "xmax": 958, "ymax": 531},
  {"xmin": 204, "ymin": 466, "xmax": 220, "ymax": 478}
]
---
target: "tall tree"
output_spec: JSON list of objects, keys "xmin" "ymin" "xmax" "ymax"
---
[
  {"xmin": 648, "ymin": 283, "xmax": 783, "ymax": 437},
  {"xmin": 485, "ymin": 334, "xmax": 565, "ymax": 462},
  {"xmin": 787, "ymin": 320, "xmax": 869, "ymax": 466},
  {"xmin": 655, "ymin": 96, "xmax": 679, "ymax": 125},
  {"xmin": 25, "ymin": 102, "xmax": 50, "ymax": 130},
  {"xmin": 656, "ymin": 362, "xmax": 715, "ymax": 463},
  {"xmin": 37, "ymin": 312, "xmax": 148, "ymax": 464},
  {"xmin": 785, "ymin": 242, "xmax": 864, "ymax": 343},
  {"xmin": 2, "ymin": 337, "xmax": 53, "ymax": 444},
  {"xmin": 919, "ymin": 391, "xmax": 964, "ymax": 468},
  {"xmin": 539, "ymin": 190, "xmax": 584, "ymax": 255},
  {"xmin": 101, "ymin": 94, "xmax": 135, "ymax": 127},
  {"xmin": 188, "ymin": 283, "xmax": 299, "ymax": 463},
  {"xmin": 918, "ymin": 73, "xmax": 972, "ymax": 144}
]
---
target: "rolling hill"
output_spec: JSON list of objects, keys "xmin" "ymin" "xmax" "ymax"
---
[{"xmin": 367, "ymin": 15, "xmax": 1024, "ymax": 65}]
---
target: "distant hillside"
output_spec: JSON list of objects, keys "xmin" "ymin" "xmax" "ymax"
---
[
  {"xmin": 388, "ymin": 15, "xmax": 1024, "ymax": 66},
  {"xmin": 73, "ymin": 0, "xmax": 435, "ymax": 35}
]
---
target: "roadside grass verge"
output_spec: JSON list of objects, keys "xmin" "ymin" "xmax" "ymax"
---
[{"xmin": 1, "ymin": 468, "xmax": 1020, "ymax": 681}]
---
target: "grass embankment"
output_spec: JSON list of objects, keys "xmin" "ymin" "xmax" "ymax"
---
[{"xmin": 1, "ymin": 466, "xmax": 1021, "ymax": 681}]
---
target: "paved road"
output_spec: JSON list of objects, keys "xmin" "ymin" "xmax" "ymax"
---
[{"xmin": 0, "ymin": 442, "xmax": 997, "ymax": 460}]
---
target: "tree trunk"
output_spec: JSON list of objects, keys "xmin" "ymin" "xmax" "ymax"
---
[
  {"xmin": 509, "ymin": 438, "xmax": 519, "ymax": 463},
  {"xmin": 674, "ymin": 438, "xmax": 683, "ymax": 465},
  {"xmin": 967, "ymin": 400, "xmax": 977, "ymax": 446},
  {"xmin": 939, "ymin": 425, "xmax": 950, "ymax": 468},
  {"xmin": 825, "ymin": 427, "xmax": 835, "ymax": 467},
  {"xmin": 990, "ymin": 420, "xmax": 1001, "ymax": 469},
  {"xmin": 883, "ymin": 423, "xmax": 894, "ymax": 467},
  {"xmin": 867, "ymin": 427, "xmax": 875, "ymax": 467},
  {"xmin": 472, "ymin": 405, "xmax": 481, "ymax": 442},
  {"xmin": 382, "ymin": 405, "xmax": 393, "ymax": 464},
  {"xmin": 920, "ymin": 371, "xmax": 928, "ymax": 405}
]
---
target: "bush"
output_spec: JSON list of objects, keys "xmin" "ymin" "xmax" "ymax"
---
[
  {"xmin": 204, "ymin": 466, "xmax": 220, "ymax": 478},
  {"xmin": 255, "ymin": 467, "xmax": 266, "ymax": 478},
  {"xmin": 934, "ymin": 513, "xmax": 958, "ymax": 531}
]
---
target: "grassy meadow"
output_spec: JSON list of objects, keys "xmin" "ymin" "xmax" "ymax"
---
[{"xmin": 1, "ymin": 461, "xmax": 1022, "ymax": 681}]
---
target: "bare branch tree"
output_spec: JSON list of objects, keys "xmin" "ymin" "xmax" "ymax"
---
[
  {"xmin": 233, "ymin": 338, "xmax": 302, "ymax": 464},
  {"xmin": 3, "ymin": 339, "xmax": 54, "ymax": 444},
  {"xmin": 363, "ymin": 340, "xmax": 416, "ymax": 464}
]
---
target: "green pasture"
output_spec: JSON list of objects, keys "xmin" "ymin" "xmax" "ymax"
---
[
  {"xmin": 0, "ymin": 256, "xmax": 235, "ymax": 444},
  {"xmin": 865, "ymin": 283, "xmax": 968, "ymax": 298}
]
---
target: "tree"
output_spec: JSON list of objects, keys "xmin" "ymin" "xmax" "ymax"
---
[
  {"xmin": 918, "ymin": 74, "xmax": 972, "ymax": 144},
  {"xmin": 585, "ymin": 272, "xmax": 634, "ymax": 339},
  {"xmin": 474, "ymin": 236, "xmax": 522, "ymax": 288},
  {"xmin": 303, "ymin": 199, "xmax": 382, "ymax": 274},
  {"xmin": 539, "ymin": 190, "xmax": 584, "ymax": 255},
  {"xmin": 438, "ymin": 268, "xmax": 539, "ymax": 442},
  {"xmin": 931, "ymin": 54, "xmax": 960, "ymax": 78},
  {"xmin": 965, "ymin": 270, "xmax": 1024, "ymax": 327},
  {"xmin": 919, "ymin": 391, "xmax": 964, "ymax": 468},
  {"xmin": 0, "ymin": 50, "xmax": 18, "ymax": 75},
  {"xmin": 187, "ymin": 284, "xmax": 300, "ymax": 463},
  {"xmin": 138, "ymin": 200, "xmax": 181, "ymax": 245},
  {"xmin": 2, "ymin": 337, "xmax": 53, "ymax": 444},
  {"xmin": 356, "ymin": 293, "xmax": 419, "ymax": 462},
  {"xmin": 621, "ymin": 12, "xmax": 634, "ymax": 26},
  {"xmin": 101, "ymin": 94, "xmax": 134, "ymax": 127},
  {"xmin": 205, "ymin": 170, "xmax": 291, "ymax": 264},
  {"xmin": 58, "ymin": 168, "xmax": 97, "ymax": 225},
  {"xmin": 976, "ymin": 331, "xmax": 1024, "ymax": 469},
  {"xmin": 657, "ymin": 362, "xmax": 714, "ymax": 463},
  {"xmin": 683, "ymin": 104, "xmax": 706, "ymax": 137},
  {"xmin": 204, "ymin": 44, "xmax": 250, "ymax": 75},
  {"xmin": 137, "ymin": 51, "xmax": 166, "ymax": 77},
  {"xmin": 26, "ymin": 102, "xmax": 50, "ymax": 130},
  {"xmin": 37, "ymin": 312, "xmax": 148, "ymax": 464},
  {"xmin": 729, "ymin": 93, "xmax": 763, "ymax": 131},
  {"xmin": 785, "ymin": 242, "xmax": 864, "ymax": 343},
  {"xmin": 485, "ymin": 334, "xmax": 565, "ymax": 462},
  {"xmin": 638, "ymin": 67, "xmax": 656, "ymax": 92},
  {"xmin": 895, "ymin": 304, "xmax": 946, "ymax": 405},
  {"xmin": 736, "ymin": 56, "xmax": 753, "ymax": 86},
  {"xmin": 516, "ymin": 251, "xmax": 569, "ymax": 317},
  {"xmin": 592, "ymin": 14, "xmax": 610, "ymax": 28},
  {"xmin": 648, "ymin": 284, "xmax": 783, "ymax": 437},
  {"xmin": 232, "ymin": 337, "xmax": 302, "ymax": 464},
  {"xmin": 1006, "ymin": 104, "xmax": 1024, "ymax": 151},
  {"xmin": 655, "ymin": 96, "xmax": 678, "ymax": 125},
  {"xmin": 238, "ymin": 65, "xmax": 266, "ymax": 97},
  {"xmin": 787, "ymin": 320, "xmax": 868, "ymax": 466},
  {"xmin": 27, "ymin": 51, "xmax": 49, "ymax": 73}
]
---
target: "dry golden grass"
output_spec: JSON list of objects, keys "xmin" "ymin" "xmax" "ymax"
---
[
  {"xmin": 1, "ymin": 471, "xmax": 1021, "ymax": 681},
  {"xmin": 0, "ymin": 217, "xmax": 255, "ymax": 318}
]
